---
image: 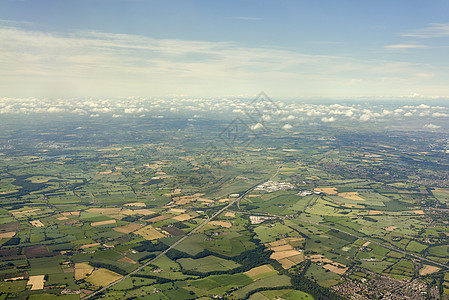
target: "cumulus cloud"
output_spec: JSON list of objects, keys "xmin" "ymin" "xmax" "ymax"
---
[
  {"xmin": 250, "ymin": 123, "xmax": 264, "ymax": 130},
  {"xmin": 432, "ymin": 112, "xmax": 449, "ymax": 117},
  {"xmin": 424, "ymin": 123, "xmax": 440, "ymax": 129},
  {"xmin": 321, "ymin": 117, "xmax": 336, "ymax": 123},
  {"xmin": 282, "ymin": 124, "xmax": 293, "ymax": 130},
  {"xmin": 112, "ymin": 114, "xmax": 122, "ymax": 118},
  {"xmin": 360, "ymin": 114, "xmax": 372, "ymax": 121}
]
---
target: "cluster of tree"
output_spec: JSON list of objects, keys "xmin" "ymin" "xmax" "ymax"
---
[
  {"xmin": 131, "ymin": 273, "xmax": 172, "ymax": 284},
  {"xmin": 89, "ymin": 262, "xmax": 127, "ymax": 276},
  {"xmin": 243, "ymin": 285, "xmax": 293, "ymax": 300},
  {"xmin": 290, "ymin": 261, "xmax": 344, "ymax": 300},
  {"xmin": 134, "ymin": 240, "xmax": 168, "ymax": 253}
]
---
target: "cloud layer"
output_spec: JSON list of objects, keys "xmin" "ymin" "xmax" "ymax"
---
[{"xmin": 1, "ymin": 23, "xmax": 447, "ymax": 98}]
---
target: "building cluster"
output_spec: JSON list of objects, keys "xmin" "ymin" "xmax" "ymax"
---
[{"xmin": 254, "ymin": 181, "xmax": 295, "ymax": 192}]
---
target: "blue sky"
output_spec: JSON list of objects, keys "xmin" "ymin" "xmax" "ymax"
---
[{"xmin": 1, "ymin": 0, "xmax": 449, "ymax": 99}]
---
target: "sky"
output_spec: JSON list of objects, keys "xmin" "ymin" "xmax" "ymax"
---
[{"xmin": 1, "ymin": 0, "xmax": 449, "ymax": 99}]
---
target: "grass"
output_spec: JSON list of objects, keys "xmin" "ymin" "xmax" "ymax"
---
[
  {"xmin": 28, "ymin": 294, "xmax": 79, "ymax": 300},
  {"xmin": 254, "ymin": 223, "xmax": 297, "ymax": 243},
  {"xmin": 406, "ymin": 240, "xmax": 427, "ymax": 253},
  {"xmin": 178, "ymin": 255, "xmax": 241, "ymax": 273},
  {"xmin": 250, "ymin": 289, "xmax": 313, "ymax": 300},
  {"xmin": 428, "ymin": 245, "xmax": 448, "ymax": 257},
  {"xmin": 0, "ymin": 280, "xmax": 27, "ymax": 294},
  {"xmin": 233, "ymin": 275, "xmax": 291, "ymax": 299},
  {"xmin": 172, "ymin": 234, "xmax": 206, "ymax": 255},
  {"xmin": 28, "ymin": 257, "xmax": 63, "ymax": 276}
]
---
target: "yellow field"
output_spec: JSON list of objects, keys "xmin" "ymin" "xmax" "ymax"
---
[
  {"xmin": 338, "ymin": 192, "xmax": 365, "ymax": 201},
  {"xmin": 270, "ymin": 250, "xmax": 302, "ymax": 260},
  {"xmin": 279, "ymin": 258, "xmax": 297, "ymax": 269},
  {"xmin": 148, "ymin": 215, "xmax": 170, "ymax": 222},
  {"xmin": 91, "ymin": 219, "xmax": 116, "ymax": 226},
  {"xmin": 172, "ymin": 214, "xmax": 193, "ymax": 221},
  {"xmin": 12, "ymin": 209, "xmax": 40, "ymax": 215},
  {"xmin": 98, "ymin": 170, "xmax": 112, "ymax": 175},
  {"xmin": 75, "ymin": 263, "xmax": 94, "ymax": 280},
  {"xmin": 30, "ymin": 220, "xmax": 44, "ymax": 227},
  {"xmin": 225, "ymin": 212, "xmax": 235, "ymax": 217},
  {"xmin": 244, "ymin": 264, "xmax": 274, "ymax": 278},
  {"xmin": 413, "ymin": 210, "xmax": 425, "ymax": 215},
  {"xmin": 61, "ymin": 211, "xmax": 80, "ymax": 216},
  {"xmin": 314, "ymin": 187, "xmax": 338, "ymax": 195},
  {"xmin": 419, "ymin": 265, "xmax": 440, "ymax": 275},
  {"xmin": 114, "ymin": 223, "xmax": 144, "ymax": 234},
  {"xmin": 271, "ymin": 244, "xmax": 293, "ymax": 252},
  {"xmin": 122, "ymin": 209, "xmax": 155, "ymax": 216},
  {"xmin": 170, "ymin": 208, "xmax": 186, "ymax": 213},
  {"xmin": 323, "ymin": 263, "xmax": 348, "ymax": 275},
  {"xmin": 362, "ymin": 241, "xmax": 371, "ymax": 247},
  {"xmin": 27, "ymin": 275, "xmax": 45, "ymax": 290},
  {"xmin": 209, "ymin": 221, "xmax": 232, "ymax": 228},
  {"xmin": 0, "ymin": 232, "xmax": 15, "ymax": 238},
  {"xmin": 307, "ymin": 255, "xmax": 333, "ymax": 263},
  {"xmin": 80, "ymin": 243, "xmax": 100, "ymax": 249},
  {"xmin": 86, "ymin": 268, "xmax": 122, "ymax": 287},
  {"xmin": 198, "ymin": 198, "xmax": 214, "ymax": 203},
  {"xmin": 57, "ymin": 216, "xmax": 68, "ymax": 220},
  {"xmin": 135, "ymin": 225, "xmax": 166, "ymax": 240},
  {"xmin": 368, "ymin": 210, "xmax": 382, "ymax": 215}
]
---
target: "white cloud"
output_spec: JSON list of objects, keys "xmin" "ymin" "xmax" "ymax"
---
[
  {"xmin": 424, "ymin": 123, "xmax": 440, "ymax": 129},
  {"xmin": 1, "ymin": 24, "xmax": 447, "ymax": 98},
  {"xmin": 384, "ymin": 44, "xmax": 427, "ymax": 49},
  {"xmin": 360, "ymin": 113, "xmax": 372, "ymax": 121},
  {"xmin": 403, "ymin": 23, "xmax": 449, "ymax": 38},
  {"xmin": 417, "ymin": 104, "xmax": 430, "ymax": 109},
  {"xmin": 282, "ymin": 124, "xmax": 293, "ymax": 130},
  {"xmin": 250, "ymin": 123, "xmax": 264, "ymax": 130},
  {"xmin": 112, "ymin": 114, "xmax": 122, "ymax": 118},
  {"xmin": 321, "ymin": 116, "xmax": 336, "ymax": 123},
  {"xmin": 433, "ymin": 112, "xmax": 449, "ymax": 117}
]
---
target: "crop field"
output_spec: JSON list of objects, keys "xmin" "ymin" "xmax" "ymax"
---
[
  {"xmin": 249, "ymin": 289, "xmax": 313, "ymax": 300},
  {"xmin": 178, "ymin": 255, "xmax": 241, "ymax": 273},
  {"xmin": 86, "ymin": 268, "xmax": 122, "ymax": 287},
  {"xmin": 1, "ymin": 107, "xmax": 448, "ymax": 299},
  {"xmin": 233, "ymin": 275, "xmax": 291, "ymax": 299},
  {"xmin": 134, "ymin": 225, "xmax": 166, "ymax": 240},
  {"xmin": 244, "ymin": 264, "xmax": 277, "ymax": 280}
]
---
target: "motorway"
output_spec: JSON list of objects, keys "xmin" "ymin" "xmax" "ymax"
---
[
  {"xmin": 83, "ymin": 162, "xmax": 447, "ymax": 299},
  {"xmin": 82, "ymin": 165, "xmax": 283, "ymax": 299},
  {"xmin": 230, "ymin": 209, "xmax": 449, "ymax": 271}
]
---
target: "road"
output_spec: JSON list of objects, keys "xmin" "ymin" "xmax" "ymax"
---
[
  {"xmin": 82, "ymin": 165, "xmax": 283, "ymax": 299},
  {"xmin": 229, "ymin": 209, "xmax": 449, "ymax": 271},
  {"xmin": 295, "ymin": 218, "xmax": 449, "ymax": 270}
]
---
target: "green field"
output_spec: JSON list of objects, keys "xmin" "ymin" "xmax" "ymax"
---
[{"xmin": 178, "ymin": 255, "xmax": 241, "ymax": 273}]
